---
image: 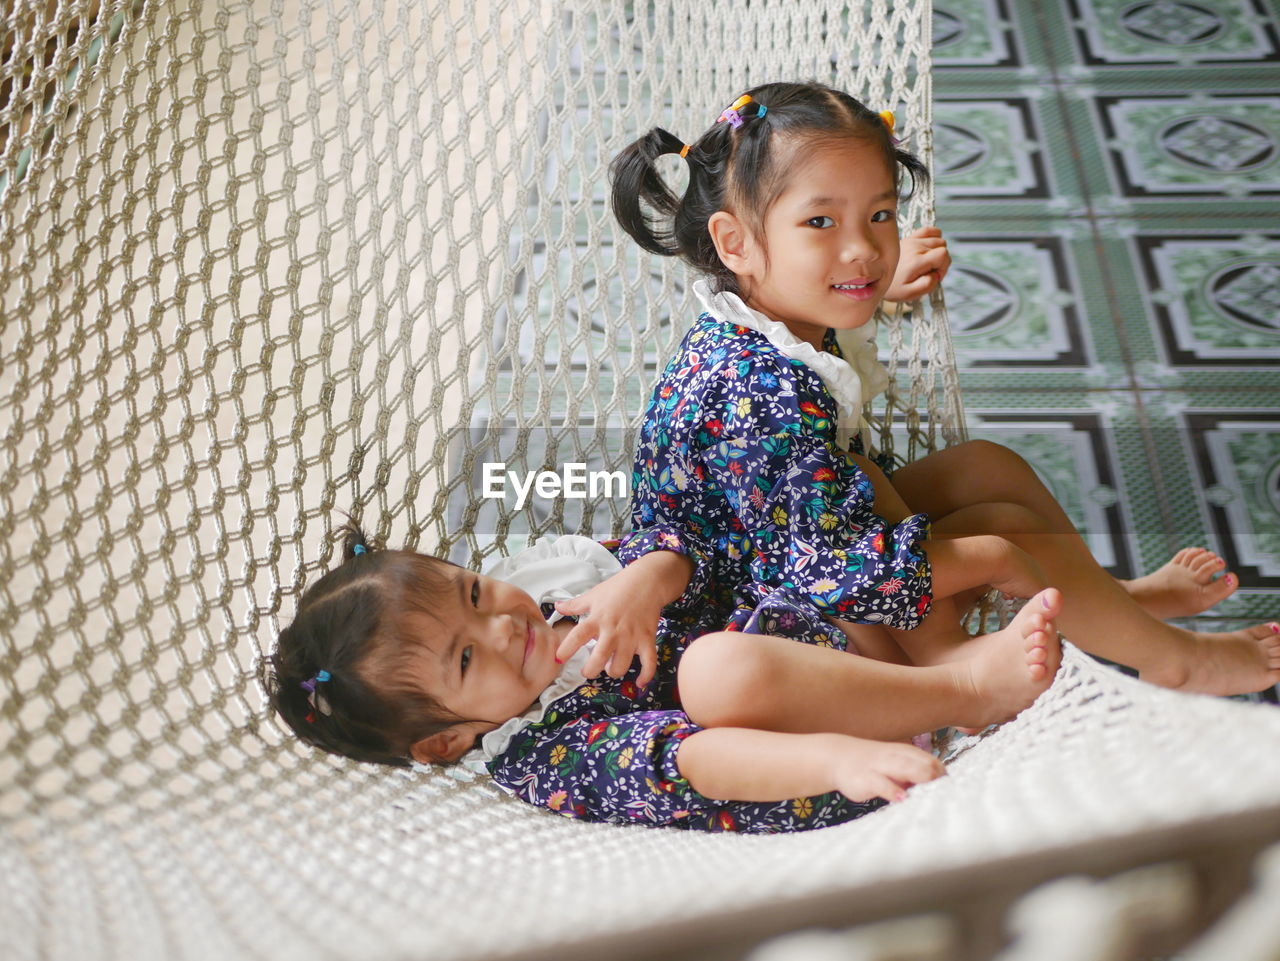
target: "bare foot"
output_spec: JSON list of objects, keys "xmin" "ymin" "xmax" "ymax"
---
[
  {"xmin": 952, "ymin": 588, "xmax": 1063, "ymax": 730},
  {"xmin": 1122, "ymin": 548, "xmax": 1237, "ymax": 620},
  {"xmin": 1140, "ymin": 622, "xmax": 1280, "ymax": 696}
]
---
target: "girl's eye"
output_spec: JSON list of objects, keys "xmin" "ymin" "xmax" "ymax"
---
[
  {"xmin": 461, "ymin": 646, "xmax": 473, "ymax": 675},
  {"xmin": 471, "ymin": 579, "xmax": 480, "ymax": 607},
  {"xmin": 871, "ymin": 209, "xmax": 896, "ymax": 223},
  {"xmin": 805, "ymin": 215, "xmax": 835, "ymax": 229}
]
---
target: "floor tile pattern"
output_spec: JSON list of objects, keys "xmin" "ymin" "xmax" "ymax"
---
[{"xmin": 934, "ymin": 0, "xmax": 1280, "ymax": 698}]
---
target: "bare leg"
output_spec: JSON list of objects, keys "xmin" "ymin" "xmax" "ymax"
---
[
  {"xmin": 893, "ymin": 441, "xmax": 1241, "ymax": 619},
  {"xmin": 678, "ymin": 589, "xmax": 1064, "ymax": 739},
  {"xmin": 846, "ymin": 452, "xmax": 1023, "ymax": 666},
  {"xmin": 898, "ymin": 467, "xmax": 1280, "ymax": 694}
]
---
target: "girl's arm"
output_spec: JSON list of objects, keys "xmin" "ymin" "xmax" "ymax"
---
[
  {"xmin": 554, "ymin": 547, "xmax": 695, "ymax": 685},
  {"xmin": 676, "ymin": 728, "xmax": 944, "ymax": 805}
]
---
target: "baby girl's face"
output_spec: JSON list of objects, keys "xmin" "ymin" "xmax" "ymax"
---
[
  {"xmin": 737, "ymin": 137, "xmax": 901, "ymax": 348},
  {"xmin": 403, "ymin": 569, "xmax": 564, "ymax": 760}
]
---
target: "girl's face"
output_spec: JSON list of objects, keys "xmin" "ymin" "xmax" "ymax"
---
[
  {"xmin": 403, "ymin": 569, "xmax": 564, "ymax": 763},
  {"xmin": 734, "ymin": 137, "xmax": 901, "ymax": 348}
]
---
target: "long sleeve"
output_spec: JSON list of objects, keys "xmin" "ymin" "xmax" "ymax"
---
[
  {"xmin": 486, "ymin": 704, "xmax": 728, "ymax": 828},
  {"xmin": 486, "ymin": 700, "xmax": 880, "ymax": 833},
  {"xmin": 613, "ymin": 524, "xmax": 722, "ymax": 616}
]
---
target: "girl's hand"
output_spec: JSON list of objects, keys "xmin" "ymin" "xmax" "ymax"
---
[
  {"xmin": 885, "ymin": 225, "xmax": 950, "ymax": 303},
  {"xmin": 554, "ymin": 581, "xmax": 660, "ymax": 685},
  {"xmin": 828, "ymin": 737, "xmax": 945, "ymax": 804},
  {"xmin": 555, "ymin": 549, "xmax": 693, "ymax": 686}
]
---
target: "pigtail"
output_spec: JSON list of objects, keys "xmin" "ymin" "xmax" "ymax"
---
[
  {"xmin": 336, "ymin": 512, "xmax": 373, "ymax": 561},
  {"xmin": 267, "ymin": 516, "xmax": 466, "ymax": 767},
  {"xmin": 609, "ymin": 126, "xmax": 689, "ymax": 256},
  {"xmin": 892, "ymin": 143, "xmax": 930, "ymax": 197}
]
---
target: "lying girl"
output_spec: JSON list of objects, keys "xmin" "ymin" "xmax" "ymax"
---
[{"xmin": 269, "ymin": 522, "xmax": 1062, "ymax": 833}]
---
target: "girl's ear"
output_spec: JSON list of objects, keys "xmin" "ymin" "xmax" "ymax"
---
[
  {"xmin": 707, "ymin": 210, "xmax": 756, "ymax": 275},
  {"xmin": 410, "ymin": 724, "xmax": 478, "ymax": 765}
]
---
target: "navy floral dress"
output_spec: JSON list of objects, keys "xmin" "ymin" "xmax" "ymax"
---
[
  {"xmin": 631, "ymin": 312, "xmax": 934, "ymax": 630},
  {"xmin": 485, "ymin": 528, "xmax": 884, "ymax": 834}
]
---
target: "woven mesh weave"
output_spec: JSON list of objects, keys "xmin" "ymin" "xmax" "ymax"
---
[
  {"xmin": 0, "ymin": 0, "xmax": 953, "ymax": 827},
  {"xmin": 5, "ymin": 2, "xmax": 1278, "ymax": 960}
]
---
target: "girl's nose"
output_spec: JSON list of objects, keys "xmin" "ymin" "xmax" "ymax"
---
[
  {"xmin": 490, "ymin": 614, "xmax": 516, "ymax": 650},
  {"xmin": 841, "ymin": 229, "xmax": 879, "ymax": 264}
]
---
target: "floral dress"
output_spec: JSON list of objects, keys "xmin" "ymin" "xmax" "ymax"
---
[
  {"xmin": 478, "ymin": 531, "xmax": 884, "ymax": 834},
  {"xmin": 631, "ymin": 280, "xmax": 934, "ymax": 631}
]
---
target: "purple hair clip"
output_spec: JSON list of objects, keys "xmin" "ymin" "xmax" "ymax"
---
[
  {"xmin": 717, "ymin": 94, "xmax": 764, "ymax": 130},
  {"xmin": 301, "ymin": 669, "xmax": 333, "ymax": 721}
]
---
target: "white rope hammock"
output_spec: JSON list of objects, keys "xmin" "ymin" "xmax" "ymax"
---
[{"xmin": 2, "ymin": 1, "xmax": 1278, "ymax": 958}]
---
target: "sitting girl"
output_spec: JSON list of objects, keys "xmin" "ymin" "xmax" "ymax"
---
[
  {"xmin": 269, "ymin": 521, "xmax": 1063, "ymax": 833},
  {"xmin": 609, "ymin": 80, "xmax": 1280, "ymax": 694}
]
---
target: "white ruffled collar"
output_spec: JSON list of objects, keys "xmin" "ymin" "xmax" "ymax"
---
[{"xmin": 692, "ymin": 278, "xmax": 888, "ymax": 433}]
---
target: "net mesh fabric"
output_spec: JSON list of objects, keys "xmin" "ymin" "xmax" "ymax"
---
[{"xmin": 3, "ymin": 2, "xmax": 1278, "ymax": 959}]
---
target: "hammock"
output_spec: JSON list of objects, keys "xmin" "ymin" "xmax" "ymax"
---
[{"xmin": 2, "ymin": 1, "xmax": 1278, "ymax": 958}]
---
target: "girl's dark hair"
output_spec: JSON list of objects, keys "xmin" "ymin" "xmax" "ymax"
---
[
  {"xmin": 267, "ymin": 519, "xmax": 466, "ymax": 767},
  {"xmin": 610, "ymin": 80, "xmax": 929, "ymax": 294}
]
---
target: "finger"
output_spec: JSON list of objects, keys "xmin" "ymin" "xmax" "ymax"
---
[
  {"xmin": 555, "ymin": 622, "xmax": 594, "ymax": 662},
  {"xmin": 581, "ymin": 635, "xmax": 614, "ymax": 678},
  {"xmin": 891, "ymin": 272, "xmax": 939, "ymax": 302},
  {"xmin": 914, "ymin": 246, "xmax": 950, "ymax": 269},
  {"xmin": 906, "ymin": 225, "xmax": 943, "ymax": 239},
  {"xmin": 555, "ymin": 594, "xmax": 588, "ymax": 616},
  {"xmin": 865, "ymin": 773, "xmax": 909, "ymax": 804},
  {"xmin": 637, "ymin": 642, "xmax": 658, "ymax": 688},
  {"xmin": 892, "ymin": 748, "xmax": 945, "ymax": 784},
  {"xmin": 605, "ymin": 641, "xmax": 634, "ymax": 679},
  {"xmin": 906, "ymin": 235, "xmax": 947, "ymax": 251}
]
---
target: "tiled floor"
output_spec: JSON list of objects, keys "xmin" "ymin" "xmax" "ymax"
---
[{"xmin": 930, "ymin": 0, "xmax": 1280, "ymax": 687}]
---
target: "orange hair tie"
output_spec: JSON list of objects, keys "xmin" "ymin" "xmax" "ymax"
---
[
  {"xmin": 878, "ymin": 110, "xmax": 895, "ymax": 134},
  {"xmin": 679, "ymin": 144, "xmax": 691, "ymax": 159}
]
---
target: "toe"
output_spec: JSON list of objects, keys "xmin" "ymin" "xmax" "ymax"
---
[
  {"xmin": 1191, "ymin": 552, "xmax": 1224, "ymax": 580},
  {"xmin": 1173, "ymin": 547, "xmax": 1201, "ymax": 566},
  {"xmin": 1036, "ymin": 587, "xmax": 1063, "ymax": 619}
]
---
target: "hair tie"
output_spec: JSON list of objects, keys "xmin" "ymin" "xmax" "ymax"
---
[
  {"xmin": 717, "ymin": 94, "xmax": 765, "ymax": 130},
  {"xmin": 300, "ymin": 669, "xmax": 333, "ymax": 720},
  {"xmin": 353, "ymin": 543, "xmax": 367, "ymax": 555},
  {"xmin": 679, "ymin": 144, "xmax": 691, "ymax": 159},
  {"xmin": 878, "ymin": 109, "xmax": 900, "ymax": 144}
]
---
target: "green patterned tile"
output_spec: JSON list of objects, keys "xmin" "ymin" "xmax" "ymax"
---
[
  {"xmin": 1061, "ymin": 0, "xmax": 1279, "ymax": 66},
  {"xmin": 928, "ymin": 216, "xmax": 1135, "ymax": 391},
  {"xmin": 1087, "ymin": 225, "xmax": 1280, "ymax": 388},
  {"xmin": 1139, "ymin": 389, "xmax": 1280, "ymax": 621},
  {"xmin": 933, "ymin": 0, "xmax": 1064, "ymax": 85},
  {"xmin": 933, "ymin": 91, "xmax": 1089, "ymax": 211},
  {"xmin": 958, "ymin": 389, "xmax": 1149, "ymax": 575}
]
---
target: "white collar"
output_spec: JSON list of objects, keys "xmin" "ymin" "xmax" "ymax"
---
[{"xmin": 692, "ymin": 278, "xmax": 889, "ymax": 431}]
